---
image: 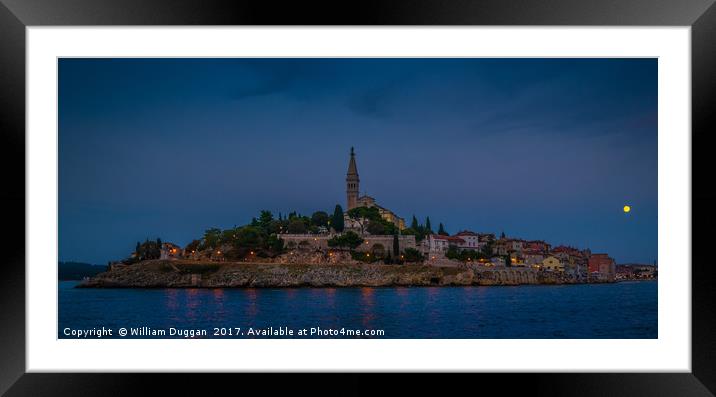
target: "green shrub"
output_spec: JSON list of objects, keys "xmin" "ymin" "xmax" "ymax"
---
[
  {"xmin": 328, "ymin": 231, "xmax": 363, "ymax": 249},
  {"xmin": 403, "ymin": 248, "xmax": 424, "ymax": 263},
  {"xmin": 351, "ymin": 251, "xmax": 379, "ymax": 263}
]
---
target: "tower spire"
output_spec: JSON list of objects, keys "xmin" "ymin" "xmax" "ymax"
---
[
  {"xmin": 347, "ymin": 147, "xmax": 358, "ymax": 175},
  {"xmin": 346, "ymin": 147, "xmax": 360, "ymax": 210}
]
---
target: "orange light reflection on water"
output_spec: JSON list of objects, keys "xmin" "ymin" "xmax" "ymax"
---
[
  {"xmin": 244, "ymin": 288, "xmax": 258, "ymax": 317},
  {"xmin": 360, "ymin": 287, "xmax": 376, "ymax": 330}
]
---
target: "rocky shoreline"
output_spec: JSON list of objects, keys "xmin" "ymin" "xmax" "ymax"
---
[{"xmin": 76, "ymin": 259, "xmax": 600, "ymax": 288}]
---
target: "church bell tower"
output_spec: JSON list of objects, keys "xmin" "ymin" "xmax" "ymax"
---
[{"xmin": 346, "ymin": 147, "xmax": 360, "ymax": 210}]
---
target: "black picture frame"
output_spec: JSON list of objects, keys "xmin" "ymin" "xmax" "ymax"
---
[{"xmin": 1, "ymin": 0, "xmax": 714, "ymax": 395}]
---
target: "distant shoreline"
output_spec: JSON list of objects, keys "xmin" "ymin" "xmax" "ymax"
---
[
  {"xmin": 58, "ymin": 261, "xmax": 107, "ymax": 281},
  {"xmin": 615, "ymin": 278, "xmax": 658, "ymax": 283}
]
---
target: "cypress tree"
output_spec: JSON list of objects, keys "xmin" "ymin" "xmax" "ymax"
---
[
  {"xmin": 411, "ymin": 215, "xmax": 419, "ymax": 230},
  {"xmin": 438, "ymin": 223, "xmax": 448, "ymax": 236},
  {"xmin": 332, "ymin": 204, "xmax": 345, "ymax": 232},
  {"xmin": 425, "ymin": 217, "xmax": 432, "ymax": 233},
  {"xmin": 393, "ymin": 234, "xmax": 400, "ymax": 258}
]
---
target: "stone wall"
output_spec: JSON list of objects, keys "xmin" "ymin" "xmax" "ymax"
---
[
  {"xmin": 279, "ymin": 233, "xmax": 416, "ymax": 253},
  {"xmin": 279, "ymin": 234, "xmax": 331, "ymax": 250}
]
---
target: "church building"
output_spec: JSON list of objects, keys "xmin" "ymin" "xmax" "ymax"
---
[{"xmin": 345, "ymin": 147, "xmax": 406, "ymax": 231}]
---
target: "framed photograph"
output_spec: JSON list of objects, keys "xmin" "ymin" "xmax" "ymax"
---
[{"xmin": 2, "ymin": 0, "xmax": 715, "ymax": 394}]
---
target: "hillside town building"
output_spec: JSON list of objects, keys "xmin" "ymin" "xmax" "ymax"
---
[
  {"xmin": 423, "ymin": 234, "xmax": 466, "ymax": 255},
  {"xmin": 588, "ymin": 253, "xmax": 616, "ymax": 281},
  {"xmin": 160, "ymin": 242, "xmax": 182, "ymax": 260},
  {"xmin": 344, "ymin": 147, "xmax": 406, "ymax": 231},
  {"xmin": 454, "ymin": 230, "xmax": 481, "ymax": 249},
  {"xmin": 542, "ymin": 256, "xmax": 564, "ymax": 272}
]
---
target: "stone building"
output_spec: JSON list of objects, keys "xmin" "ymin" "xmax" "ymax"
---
[
  {"xmin": 344, "ymin": 147, "xmax": 406, "ymax": 231},
  {"xmin": 421, "ymin": 234, "xmax": 466, "ymax": 258},
  {"xmin": 542, "ymin": 256, "xmax": 564, "ymax": 272},
  {"xmin": 277, "ymin": 147, "xmax": 417, "ymax": 258},
  {"xmin": 454, "ymin": 230, "xmax": 480, "ymax": 250},
  {"xmin": 588, "ymin": 253, "xmax": 616, "ymax": 281},
  {"xmin": 160, "ymin": 242, "xmax": 183, "ymax": 260}
]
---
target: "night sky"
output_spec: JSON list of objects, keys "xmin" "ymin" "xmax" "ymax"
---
[{"xmin": 59, "ymin": 58, "xmax": 657, "ymax": 265}]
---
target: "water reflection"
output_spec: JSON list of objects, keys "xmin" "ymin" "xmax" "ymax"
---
[
  {"xmin": 165, "ymin": 289, "xmax": 178, "ymax": 311},
  {"xmin": 184, "ymin": 288, "xmax": 200, "ymax": 321},
  {"xmin": 58, "ymin": 281, "xmax": 658, "ymax": 339},
  {"xmin": 244, "ymin": 288, "xmax": 258, "ymax": 317},
  {"xmin": 212, "ymin": 288, "xmax": 226, "ymax": 321},
  {"xmin": 395, "ymin": 287, "xmax": 409, "ymax": 310},
  {"xmin": 324, "ymin": 288, "xmax": 336, "ymax": 307},
  {"xmin": 360, "ymin": 287, "xmax": 376, "ymax": 329}
]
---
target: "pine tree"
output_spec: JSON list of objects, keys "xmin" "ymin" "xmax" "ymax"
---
[
  {"xmin": 258, "ymin": 210, "xmax": 274, "ymax": 228},
  {"xmin": 332, "ymin": 204, "xmax": 345, "ymax": 232}
]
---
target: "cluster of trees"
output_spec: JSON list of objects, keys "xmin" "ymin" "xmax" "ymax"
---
[
  {"xmin": 445, "ymin": 246, "xmax": 491, "ymax": 262},
  {"xmin": 345, "ymin": 206, "xmax": 399, "ymax": 236},
  {"xmin": 172, "ymin": 207, "xmax": 347, "ymax": 261},
  {"xmin": 243, "ymin": 206, "xmax": 346, "ymax": 235},
  {"xmin": 189, "ymin": 213, "xmax": 287, "ymax": 260},
  {"xmin": 125, "ymin": 238, "xmax": 163, "ymax": 264},
  {"xmin": 171, "ymin": 210, "xmax": 282, "ymax": 261},
  {"xmin": 126, "ymin": 205, "xmax": 437, "ymax": 264},
  {"xmin": 399, "ymin": 215, "xmax": 449, "ymax": 243}
]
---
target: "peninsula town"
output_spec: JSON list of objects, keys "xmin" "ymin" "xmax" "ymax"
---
[{"xmin": 82, "ymin": 148, "xmax": 651, "ymax": 288}]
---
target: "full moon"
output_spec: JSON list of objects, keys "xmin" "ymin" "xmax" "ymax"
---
[{"xmin": 623, "ymin": 205, "xmax": 631, "ymax": 213}]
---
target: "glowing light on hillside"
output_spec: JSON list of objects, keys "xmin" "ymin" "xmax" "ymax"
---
[{"xmin": 623, "ymin": 205, "xmax": 631, "ymax": 213}]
